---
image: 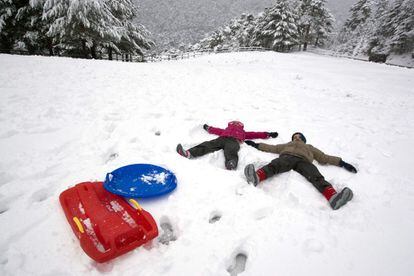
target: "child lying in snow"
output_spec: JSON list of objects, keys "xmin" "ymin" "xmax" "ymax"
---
[
  {"xmin": 176, "ymin": 121, "xmax": 278, "ymax": 170},
  {"xmin": 244, "ymin": 132, "xmax": 358, "ymax": 210}
]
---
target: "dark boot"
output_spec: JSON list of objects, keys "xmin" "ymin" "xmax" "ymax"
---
[
  {"xmin": 225, "ymin": 159, "xmax": 237, "ymax": 170},
  {"xmin": 329, "ymin": 187, "xmax": 353, "ymax": 210},
  {"xmin": 176, "ymin": 144, "xmax": 191, "ymax": 159}
]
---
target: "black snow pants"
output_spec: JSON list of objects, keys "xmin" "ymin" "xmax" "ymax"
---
[
  {"xmin": 261, "ymin": 154, "xmax": 331, "ymax": 193},
  {"xmin": 188, "ymin": 136, "xmax": 240, "ymax": 167}
]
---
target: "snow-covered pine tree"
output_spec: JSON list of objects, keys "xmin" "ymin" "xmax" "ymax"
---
[
  {"xmin": 366, "ymin": 0, "xmax": 391, "ymax": 56},
  {"xmin": 221, "ymin": 20, "xmax": 238, "ymax": 49},
  {"xmin": 196, "ymin": 13, "xmax": 257, "ymax": 51},
  {"xmin": 334, "ymin": 0, "xmax": 376, "ymax": 56},
  {"xmin": 357, "ymin": 0, "xmax": 414, "ymax": 58},
  {"xmin": 296, "ymin": 0, "xmax": 333, "ymax": 51},
  {"xmin": 41, "ymin": 0, "xmax": 153, "ymax": 58},
  {"xmin": 223, "ymin": 13, "xmax": 256, "ymax": 49},
  {"xmin": 42, "ymin": 0, "xmax": 120, "ymax": 58},
  {"xmin": 250, "ymin": 10, "xmax": 268, "ymax": 47},
  {"xmin": 105, "ymin": 0, "xmax": 154, "ymax": 59},
  {"xmin": 343, "ymin": 0, "xmax": 372, "ymax": 31},
  {"xmin": 0, "ymin": 0, "xmax": 29, "ymax": 52},
  {"xmin": 15, "ymin": 0, "xmax": 52, "ymax": 54},
  {"xmin": 199, "ymin": 28, "xmax": 225, "ymax": 50},
  {"xmin": 295, "ymin": 0, "xmax": 311, "ymax": 50},
  {"xmin": 380, "ymin": 0, "xmax": 414, "ymax": 54},
  {"xmin": 253, "ymin": 0, "xmax": 299, "ymax": 52},
  {"xmin": 310, "ymin": 0, "xmax": 334, "ymax": 47},
  {"xmin": 236, "ymin": 14, "xmax": 256, "ymax": 47}
]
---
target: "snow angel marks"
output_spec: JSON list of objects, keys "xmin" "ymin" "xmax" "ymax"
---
[{"xmin": 176, "ymin": 121, "xmax": 278, "ymax": 170}]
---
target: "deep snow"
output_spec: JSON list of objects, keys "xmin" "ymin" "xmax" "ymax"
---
[{"xmin": 0, "ymin": 51, "xmax": 413, "ymax": 275}]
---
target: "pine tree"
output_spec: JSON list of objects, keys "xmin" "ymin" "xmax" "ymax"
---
[
  {"xmin": 197, "ymin": 13, "xmax": 257, "ymax": 50},
  {"xmin": 334, "ymin": 0, "xmax": 377, "ymax": 56},
  {"xmin": 0, "ymin": 0, "xmax": 30, "ymax": 52},
  {"xmin": 367, "ymin": 0, "xmax": 391, "ymax": 56},
  {"xmin": 16, "ymin": 1, "xmax": 52, "ymax": 54},
  {"xmin": 251, "ymin": 10, "xmax": 268, "ymax": 47},
  {"xmin": 254, "ymin": 0, "xmax": 299, "ymax": 51},
  {"xmin": 0, "ymin": 0, "xmax": 154, "ymax": 58},
  {"xmin": 42, "ymin": 0, "xmax": 122, "ymax": 58},
  {"xmin": 200, "ymin": 28, "xmax": 225, "ymax": 50},
  {"xmin": 236, "ymin": 14, "xmax": 256, "ymax": 47},
  {"xmin": 105, "ymin": 0, "xmax": 154, "ymax": 58},
  {"xmin": 311, "ymin": 0, "xmax": 334, "ymax": 47},
  {"xmin": 384, "ymin": 0, "xmax": 414, "ymax": 54},
  {"xmin": 343, "ymin": 0, "xmax": 373, "ymax": 31},
  {"xmin": 297, "ymin": 0, "xmax": 334, "ymax": 51},
  {"xmin": 367, "ymin": 0, "xmax": 413, "ymax": 56}
]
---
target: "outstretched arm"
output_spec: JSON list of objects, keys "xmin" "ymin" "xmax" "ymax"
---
[
  {"xmin": 310, "ymin": 145, "xmax": 342, "ymax": 166},
  {"xmin": 245, "ymin": 131, "xmax": 278, "ymax": 140},
  {"xmin": 258, "ymin": 142, "xmax": 285, "ymax": 153},
  {"xmin": 245, "ymin": 131, "xmax": 269, "ymax": 139},
  {"xmin": 310, "ymin": 146, "xmax": 357, "ymax": 172},
  {"xmin": 203, "ymin": 124, "xmax": 224, "ymax": 136},
  {"xmin": 245, "ymin": 140, "xmax": 286, "ymax": 154}
]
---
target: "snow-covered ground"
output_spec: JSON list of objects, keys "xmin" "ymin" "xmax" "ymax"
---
[{"xmin": 0, "ymin": 51, "xmax": 413, "ymax": 275}]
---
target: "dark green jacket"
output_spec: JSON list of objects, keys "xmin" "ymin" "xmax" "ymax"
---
[{"xmin": 257, "ymin": 140, "xmax": 341, "ymax": 165}]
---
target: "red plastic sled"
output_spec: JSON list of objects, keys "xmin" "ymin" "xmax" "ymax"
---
[{"xmin": 59, "ymin": 182, "xmax": 158, "ymax": 263}]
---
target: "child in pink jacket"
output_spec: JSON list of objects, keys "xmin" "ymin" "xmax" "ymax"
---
[{"xmin": 176, "ymin": 121, "xmax": 278, "ymax": 170}]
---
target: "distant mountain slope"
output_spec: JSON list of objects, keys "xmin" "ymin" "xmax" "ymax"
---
[{"xmin": 136, "ymin": 0, "xmax": 356, "ymax": 50}]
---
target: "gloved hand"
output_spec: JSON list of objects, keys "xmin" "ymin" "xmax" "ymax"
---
[
  {"xmin": 339, "ymin": 160, "xmax": 357, "ymax": 173},
  {"xmin": 245, "ymin": 140, "xmax": 259, "ymax": 148},
  {"xmin": 267, "ymin": 132, "xmax": 278, "ymax": 138},
  {"xmin": 203, "ymin": 124, "xmax": 209, "ymax": 131}
]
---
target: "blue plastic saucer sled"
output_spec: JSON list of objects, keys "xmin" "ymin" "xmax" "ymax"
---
[{"xmin": 104, "ymin": 164, "xmax": 177, "ymax": 198}]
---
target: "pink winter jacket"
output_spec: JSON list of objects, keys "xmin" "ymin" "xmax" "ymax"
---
[{"xmin": 207, "ymin": 121, "xmax": 269, "ymax": 142}]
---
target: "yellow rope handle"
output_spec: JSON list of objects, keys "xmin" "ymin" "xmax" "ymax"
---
[
  {"xmin": 129, "ymin": 199, "xmax": 142, "ymax": 211},
  {"xmin": 73, "ymin": 217, "xmax": 84, "ymax": 233}
]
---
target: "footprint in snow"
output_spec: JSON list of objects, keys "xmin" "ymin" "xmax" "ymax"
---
[
  {"xmin": 104, "ymin": 122, "xmax": 116, "ymax": 134},
  {"xmin": 0, "ymin": 257, "xmax": 7, "ymax": 265},
  {"xmin": 0, "ymin": 205, "xmax": 8, "ymax": 215},
  {"xmin": 227, "ymin": 252, "xmax": 248, "ymax": 276},
  {"xmin": 158, "ymin": 218, "xmax": 177, "ymax": 245},
  {"xmin": 235, "ymin": 182, "xmax": 251, "ymax": 196},
  {"xmin": 106, "ymin": 152, "xmax": 119, "ymax": 163},
  {"xmin": 0, "ymin": 194, "xmax": 15, "ymax": 214},
  {"xmin": 302, "ymin": 239, "xmax": 324, "ymax": 255},
  {"xmin": 103, "ymin": 112, "xmax": 122, "ymax": 122},
  {"xmin": 251, "ymin": 206, "xmax": 273, "ymax": 220},
  {"xmin": 30, "ymin": 188, "xmax": 51, "ymax": 203},
  {"xmin": 0, "ymin": 172, "xmax": 13, "ymax": 187},
  {"xmin": 209, "ymin": 211, "xmax": 222, "ymax": 223},
  {"xmin": 0, "ymin": 130, "xmax": 19, "ymax": 139}
]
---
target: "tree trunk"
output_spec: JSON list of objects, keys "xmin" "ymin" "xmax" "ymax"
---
[
  {"xmin": 303, "ymin": 25, "xmax": 310, "ymax": 51},
  {"xmin": 108, "ymin": 47, "xmax": 113, "ymax": 60},
  {"xmin": 82, "ymin": 40, "xmax": 88, "ymax": 58},
  {"xmin": 314, "ymin": 35, "xmax": 319, "ymax": 47},
  {"xmin": 27, "ymin": 44, "xmax": 36, "ymax": 55},
  {"xmin": 0, "ymin": 36, "xmax": 13, "ymax": 54},
  {"xmin": 91, "ymin": 44, "xmax": 97, "ymax": 59},
  {"xmin": 48, "ymin": 40, "xmax": 54, "ymax": 56}
]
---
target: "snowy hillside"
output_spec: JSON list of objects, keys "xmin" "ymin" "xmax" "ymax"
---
[
  {"xmin": 0, "ymin": 52, "xmax": 413, "ymax": 275},
  {"xmin": 136, "ymin": 0, "xmax": 355, "ymax": 49}
]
